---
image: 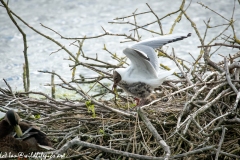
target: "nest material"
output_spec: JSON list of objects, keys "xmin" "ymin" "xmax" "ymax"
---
[{"xmin": 0, "ymin": 71, "xmax": 240, "ymax": 160}]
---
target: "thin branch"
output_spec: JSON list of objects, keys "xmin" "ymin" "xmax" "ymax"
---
[
  {"xmin": 138, "ymin": 108, "xmax": 171, "ymax": 160},
  {"xmin": 198, "ymin": 43, "xmax": 240, "ymax": 49},
  {"xmin": 224, "ymin": 57, "xmax": 238, "ymax": 94},
  {"xmin": 51, "ymin": 137, "xmax": 165, "ymax": 160},
  {"xmin": 215, "ymin": 126, "xmax": 226, "ymax": 160},
  {"xmin": 203, "ymin": 47, "xmax": 224, "ymax": 73},
  {"xmin": 0, "ymin": 0, "xmax": 30, "ymax": 92}
]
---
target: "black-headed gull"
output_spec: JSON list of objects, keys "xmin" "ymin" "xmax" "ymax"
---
[{"xmin": 113, "ymin": 33, "xmax": 191, "ymax": 106}]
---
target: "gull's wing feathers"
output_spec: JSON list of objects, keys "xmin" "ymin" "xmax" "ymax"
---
[
  {"xmin": 132, "ymin": 33, "xmax": 191, "ymax": 49},
  {"xmin": 117, "ymin": 33, "xmax": 191, "ymax": 84},
  {"xmin": 130, "ymin": 33, "xmax": 191, "ymax": 72},
  {"xmin": 131, "ymin": 44, "xmax": 159, "ymax": 72},
  {"xmin": 121, "ymin": 48, "xmax": 158, "ymax": 82}
]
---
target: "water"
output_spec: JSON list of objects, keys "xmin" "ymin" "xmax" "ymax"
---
[{"xmin": 0, "ymin": 0, "xmax": 240, "ymax": 93}]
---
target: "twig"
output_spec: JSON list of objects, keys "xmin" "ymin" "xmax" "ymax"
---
[
  {"xmin": 229, "ymin": 61, "xmax": 240, "ymax": 70},
  {"xmin": 183, "ymin": 88, "xmax": 231, "ymax": 134},
  {"xmin": 172, "ymin": 145, "xmax": 215, "ymax": 159},
  {"xmin": 1, "ymin": 0, "xmax": 30, "ymax": 92},
  {"xmin": 203, "ymin": 47, "xmax": 224, "ymax": 73},
  {"xmin": 181, "ymin": 7, "xmax": 203, "ymax": 45},
  {"xmin": 215, "ymin": 126, "xmax": 226, "ymax": 160},
  {"xmin": 177, "ymin": 85, "xmax": 207, "ymax": 128},
  {"xmin": 8, "ymin": 11, "xmax": 78, "ymax": 62},
  {"xmin": 204, "ymin": 82, "xmax": 228, "ymax": 101},
  {"xmin": 172, "ymin": 48, "xmax": 194, "ymax": 87},
  {"xmin": 137, "ymin": 108, "xmax": 170, "ymax": 160},
  {"xmin": 141, "ymin": 83, "xmax": 199, "ymax": 109},
  {"xmin": 224, "ymin": 57, "xmax": 238, "ymax": 94},
  {"xmin": 232, "ymin": 91, "xmax": 240, "ymax": 111},
  {"xmin": 51, "ymin": 70, "xmax": 55, "ymax": 99},
  {"xmin": 41, "ymin": 23, "xmax": 139, "ymax": 42},
  {"xmin": 39, "ymin": 70, "xmax": 135, "ymax": 117},
  {"xmin": 169, "ymin": 0, "xmax": 185, "ymax": 34},
  {"xmin": 108, "ymin": 21, "xmax": 161, "ymax": 35},
  {"xmin": 197, "ymin": 2, "xmax": 230, "ymax": 22},
  {"xmin": 198, "ymin": 43, "xmax": 240, "ymax": 49},
  {"xmin": 213, "ymin": 148, "xmax": 240, "ymax": 159},
  {"xmin": 114, "ymin": 11, "xmax": 151, "ymax": 20},
  {"xmin": 146, "ymin": 3, "xmax": 163, "ymax": 34},
  {"xmin": 130, "ymin": 0, "xmax": 185, "ymax": 32},
  {"xmin": 218, "ymin": 51, "xmax": 240, "ymax": 65},
  {"xmin": 201, "ymin": 112, "xmax": 230, "ymax": 132},
  {"xmin": 51, "ymin": 137, "xmax": 165, "ymax": 160}
]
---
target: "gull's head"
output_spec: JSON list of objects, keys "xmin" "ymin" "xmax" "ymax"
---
[
  {"xmin": 112, "ymin": 70, "xmax": 122, "ymax": 91},
  {"xmin": 5, "ymin": 110, "xmax": 23, "ymax": 138}
]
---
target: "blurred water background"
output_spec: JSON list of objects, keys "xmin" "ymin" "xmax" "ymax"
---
[{"xmin": 0, "ymin": 0, "xmax": 240, "ymax": 117}]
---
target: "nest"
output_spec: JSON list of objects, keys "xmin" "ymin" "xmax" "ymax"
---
[
  {"xmin": 1, "ymin": 61, "xmax": 240, "ymax": 160},
  {"xmin": 1, "ymin": 0, "xmax": 240, "ymax": 159}
]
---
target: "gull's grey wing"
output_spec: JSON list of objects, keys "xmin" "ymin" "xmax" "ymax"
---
[
  {"xmin": 130, "ymin": 33, "xmax": 191, "ymax": 72},
  {"xmin": 131, "ymin": 44, "xmax": 159, "ymax": 72},
  {"xmin": 122, "ymin": 48, "xmax": 158, "ymax": 80},
  {"xmin": 133, "ymin": 33, "xmax": 191, "ymax": 49}
]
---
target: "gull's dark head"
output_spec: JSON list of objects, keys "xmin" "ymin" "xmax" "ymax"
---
[
  {"xmin": 112, "ymin": 70, "xmax": 122, "ymax": 91},
  {"xmin": 5, "ymin": 110, "xmax": 20, "ymax": 127}
]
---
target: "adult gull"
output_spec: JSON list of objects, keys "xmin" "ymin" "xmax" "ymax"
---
[{"xmin": 113, "ymin": 33, "xmax": 191, "ymax": 106}]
